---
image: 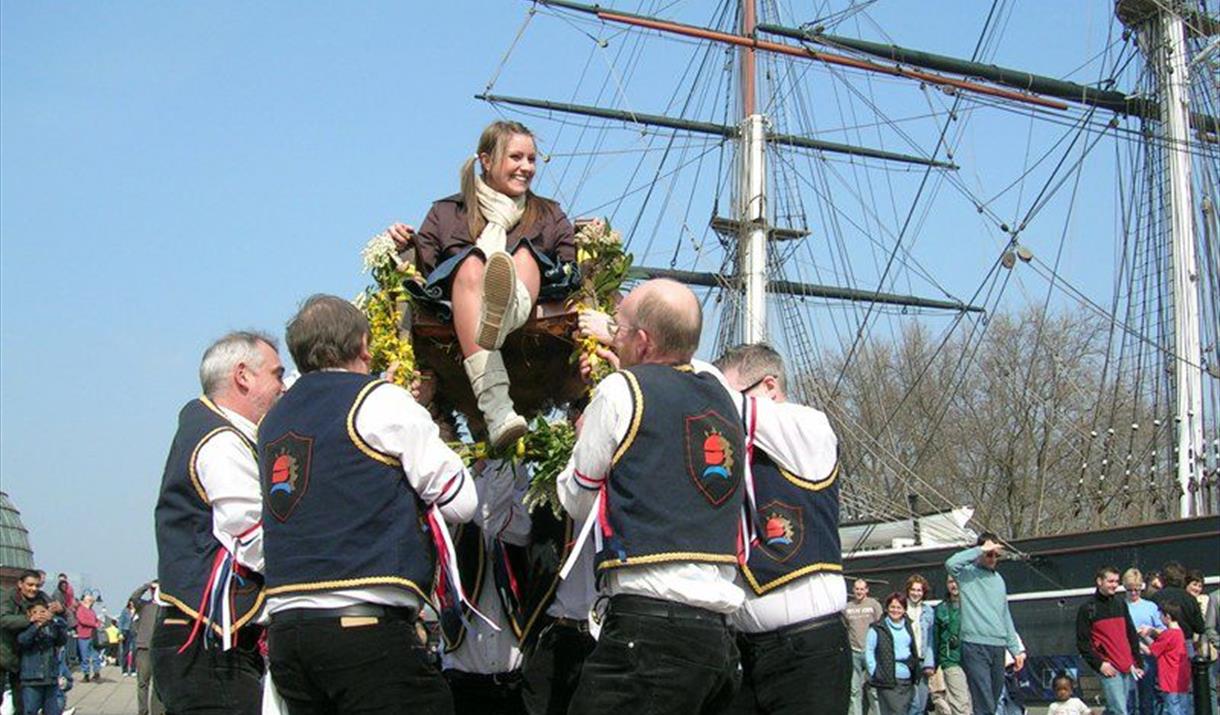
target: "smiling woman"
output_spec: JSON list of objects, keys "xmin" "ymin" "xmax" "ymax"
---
[{"xmin": 384, "ymin": 120, "xmax": 577, "ymax": 449}]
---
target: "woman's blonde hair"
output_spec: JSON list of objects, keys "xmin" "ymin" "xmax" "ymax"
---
[{"xmin": 460, "ymin": 120, "xmax": 551, "ymax": 239}]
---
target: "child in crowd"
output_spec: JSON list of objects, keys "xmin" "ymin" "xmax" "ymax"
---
[
  {"xmin": 1144, "ymin": 602, "xmax": 1190, "ymax": 715},
  {"xmin": 1045, "ymin": 673, "xmax": 1092, "ymax": 715},
  {"xmin": 17, "ymin": 596, "xmax": 67, "ymax": 715}
]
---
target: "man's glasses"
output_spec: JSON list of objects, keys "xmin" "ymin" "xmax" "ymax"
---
[{"xmin": 741, "ymin": 374, "xmax": 774, "ymax": 394}]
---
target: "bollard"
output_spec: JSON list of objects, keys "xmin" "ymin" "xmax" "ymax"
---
[{"xmin": 1192, "ymin": 655, "xmax": 1214, "ymax": 715}]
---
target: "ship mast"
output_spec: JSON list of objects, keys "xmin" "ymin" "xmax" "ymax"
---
[
  {"xmin": 738, "ymin": 0, "xmax": 768, "ymax": 343},
  {"xmin": 1119, "ymin": 0, "xmax": 1206, "ymax": 517}
]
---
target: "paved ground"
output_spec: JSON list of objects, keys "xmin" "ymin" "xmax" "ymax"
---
[
  {"xmin": 49, "ymin": 664, "xmax": 1071, "ymax": 715},
  {"xmin": 63, "ymin": 664, "xmax": 139, "ymax": 715}
]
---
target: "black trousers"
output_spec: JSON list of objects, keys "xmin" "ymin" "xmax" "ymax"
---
[
  {"xmin": 568, "ymin": 595, "xmax": 741, "ymax": 715},
  {"xmin": 445, "ymin": 669, "xmax": 526, "ymax": 715},
  {"xmin": 267, "ymin": 613, "xmax": 452, "ymax": 715},
  {"xmin": 150, "ymin": 614, "xmax": 264, "ymax": 715},
  {"xmin": 728, "ymin": 615, "xmax": 853, "ymax": 714},
  {"xmin": 520, "ymin": 620, "xmax": 597, "ymax": 715}
]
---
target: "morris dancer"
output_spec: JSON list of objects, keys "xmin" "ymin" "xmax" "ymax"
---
[
  {"xmin": 558, "ymin": 279, "xmax": 746, "ymax": 714},
  {"xmin": 388, "ymin": 120, "xmax": 576, "ymax": 448},
  {"xmin": 258, "ymin": 294, "xmax": 477, "ymax": 714},
  {"xmin": 715, "ymin": 343, "xmax": 852, "ymax": 715},
  {"xmin": 441, "ymin": 458, "xmax": 532, "ymax": 715},
  {"xmin": 152, "ymin": 331, "xmax": 284, "ymax": 714}
]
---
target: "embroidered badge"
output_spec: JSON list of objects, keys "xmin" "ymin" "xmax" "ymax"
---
[
  {"xmin": 263, "ymin": 432, "xmax": 313, "ymax": 522},
  {"xmin": 684, "ymin": 410, "xmax": 743, "ymax": 506},
  {"xmin": 756, "ymin": 500, "xmax": 804, "ymax": 562}
]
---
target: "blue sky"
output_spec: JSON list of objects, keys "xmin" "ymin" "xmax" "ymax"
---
[{"xmin": 1, "ymin": 2, "xmax": 1127, "ymax": 606}]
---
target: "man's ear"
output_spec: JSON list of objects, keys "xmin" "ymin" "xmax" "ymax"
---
[
  {"xmin": 359, "ymin": 335, "xmax": 373, "ymax": 368},
  {"xmin": 233, "ymin": 362, "xmax": 252, "ymax": 393}
]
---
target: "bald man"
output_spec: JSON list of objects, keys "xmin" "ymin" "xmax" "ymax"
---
[{"xmin": 558, "ymin": 279, "xmax": 746, "ymax": 715}]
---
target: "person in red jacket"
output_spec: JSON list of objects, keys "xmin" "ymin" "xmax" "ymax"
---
[
  {"xmin": 1077, "ymin": 566, "xmax": 1144, "ymax": 715},
  {"xmin": 74, "ymin": 594, "xmax": 102, "ymax": 682},
  {"xmin": 1145, "ymin": 602, "xmax": 1190, "ymax": 715}
]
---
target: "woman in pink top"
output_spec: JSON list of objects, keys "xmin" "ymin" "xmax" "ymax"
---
[{"xmin": 74, "ymin": 594, "xmax": 102, "ymax": 681}]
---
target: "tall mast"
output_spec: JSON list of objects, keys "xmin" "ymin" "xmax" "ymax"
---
[
  {"xmin": 739, "ymin": 0, "xmax": 767, "ymax": 343},
  {"xmin": 1120, "ymin": 0, "xmax": 1206, "ymax": 516}
]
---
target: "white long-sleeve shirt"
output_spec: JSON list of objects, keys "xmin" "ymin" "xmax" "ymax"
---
[
  {"xmin": 732, "ymin": 398, "xmax": 848, "ymax": 633},
  {"xmin": 267, "ymin": 378, "xmax": 477, "ymax": 615},
  {"xmin": 443, "ymin": 460, "xmax": 530, "ymax": 674},
  {"xmin": 196, "ymin": 404, "xmax": 264, "ymax": 572},
  {"xmin": 558, "ymin": 360, "xmax": 744, "ymax": 614}
]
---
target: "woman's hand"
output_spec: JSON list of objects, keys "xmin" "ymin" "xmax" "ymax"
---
[
  {"xmin": 387, "ymin": 223, "xmax": 416, "ymax": 251},
  {"xmin": 410, "ymin": 370, "xmax": 437, "ymax": 407}
]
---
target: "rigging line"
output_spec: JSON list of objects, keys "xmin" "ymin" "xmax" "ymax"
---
[
  {"xmin": 562, "ymin": 142, "xmax": 723, "ymax": 223},
  {"xmin": 1023, "ymin": 253, "xmax": 1212, "ymax": 374},
  {"xmin": 486, "ymin": 5, "xmax": 538, "ymax": 93},
  {"xmin": 625, "ymin": 6, "xmax": 730, "ymax": 257},
  {"xmin": 1018, "ymin": 123, "xmax": 1093, "ymax": 513},
  {"xmin": 769, "ymin": 150, "xmax": 960, "ymax": 303},
  {"xmin": 546, "ymin": 140, "xmax": 720, "ymax": 157}
]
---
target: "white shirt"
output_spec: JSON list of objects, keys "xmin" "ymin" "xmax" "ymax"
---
[
  {"xmin": 732, "ymin": 398, "xmax": 848, "ymax": 633},
  {"xmin": 267, "ymin": 378, "xmax": 477, "ymax": 615},
  {"xmin": 195, "ymin": 404, "xmax": 264, "ymax": 572},
  {"xmin": 443, "ymin": 460, "xmax": 529, "ymax": 674},
  {"xmin": 558, "ymin": 360, "xmax": 744, "ymax": 615}
]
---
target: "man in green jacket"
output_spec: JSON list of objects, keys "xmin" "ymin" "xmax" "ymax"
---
[
  {"xmin": 945, "ymin": 534, "xmax": 1025, "ymax": 715},
  {"xmin": 2, "ymin": 570, "xmax": 48, "ymax": 713},
  {"xmin": 932, "ymin": 575, "xmax": 972, "ymax": 715}
]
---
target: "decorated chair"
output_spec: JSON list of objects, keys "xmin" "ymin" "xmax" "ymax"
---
[{"xmin": 363, "ymin": 218, "xmax": 626, "ymax": 440}]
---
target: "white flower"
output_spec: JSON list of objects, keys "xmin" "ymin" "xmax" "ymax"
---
[{"xmin": 361, "ymin": 232, "xmax": 398, "ymax": 273}]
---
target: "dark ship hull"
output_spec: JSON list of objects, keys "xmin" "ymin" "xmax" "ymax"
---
[{"xmin": 843, "ymin": 515, "xmax": 1220, "ymax": 700}]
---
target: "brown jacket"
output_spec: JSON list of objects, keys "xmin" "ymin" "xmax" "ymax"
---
[{"xmin": 414, "ymin": 193, "xmax": 575, "ymax": 274}]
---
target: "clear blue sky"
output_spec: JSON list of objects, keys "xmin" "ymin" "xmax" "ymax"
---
[{"xmin": 2, "ymin": 2, "xmax": 1124, "ymax": 606}]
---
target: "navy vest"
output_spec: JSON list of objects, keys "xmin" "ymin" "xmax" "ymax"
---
[
  {"xmin": 257, "ymin": 372, "xmax": 434, "ymax": 601},
  {"xmin": 154, "ymin": 398, "xmax": 265, "ymax": 631},
  {"xmin": 444, "ymin": 505, "xmax": 574, "ymax": 653},
  {"xmin": 595, "ymin": 365, "xmax": 745, "ymax": 574},
  {"xmin": 741, "ymin": 448, "xmax": 843, "ymax": 595}
]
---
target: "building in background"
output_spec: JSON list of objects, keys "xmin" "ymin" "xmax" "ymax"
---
[{"xmin": 0, "ymin": 491, "xmax": 35, "ymax": 589}]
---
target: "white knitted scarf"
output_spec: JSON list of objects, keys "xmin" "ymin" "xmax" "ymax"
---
[{"xmin": 474, "ymin": 174, "xmax": 526, "ymax": 255}]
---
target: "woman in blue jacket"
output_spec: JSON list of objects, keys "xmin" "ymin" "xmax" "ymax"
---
[{"xmin": 867, "ymin": 593, "xmax": 922, "ymax": 715}]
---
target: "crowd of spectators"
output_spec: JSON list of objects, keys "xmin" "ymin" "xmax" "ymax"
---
[
  {"xmin": 845, "ymin": 544, "xmax": 1217, "ymax": 715},
  {"xmin": 1, "ymin": 571, "xmax": 166, "ymax": 715}
]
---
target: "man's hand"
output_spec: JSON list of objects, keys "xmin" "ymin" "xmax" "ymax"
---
[
  {"xmin": 1013, "ymin": 652, "xmax": 1026, "ymax": 672},
  {"xmin": 923, "ymin": 667, "xmax": 936, "ymax": 677},
  {"xmin": 577, "ymin": 310, "xmax": 616, "ymax": 345},
  {"xmin": 981, "ymin": 539, "xmax": 1002, "ymax": 555},
  {"xmin": 1131, "ymin": 667, "xmax": 1144, "ymax": 680},
  {"xmin": 580, "ymin": 345, "xmax": 620, "ymax": 383},
  {"xmin": 1099, "ymin": 661, "xmax": 1118, "ymax": 678},
  {"xmin": 387, "ymin": 223, "xmax": 416, "ymax": 251},
  {"xmin": 48, "ymin": 602, "xmax": 64, "ymax": 615}
]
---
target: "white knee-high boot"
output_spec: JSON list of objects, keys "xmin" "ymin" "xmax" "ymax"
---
[
  {"xmin": 463, "ymin": 350, "xmax": 527, "ymax": 448},
  {"xmin": 477, "ymin": 253, "xmax": 534, "ymax": 351}
]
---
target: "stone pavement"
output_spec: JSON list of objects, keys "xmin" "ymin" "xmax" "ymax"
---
[{"xmin": 63, "ymin": 664, "xmax": 138, "ymax": 715}]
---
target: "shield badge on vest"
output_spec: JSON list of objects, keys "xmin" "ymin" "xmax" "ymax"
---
[
  {"xmin": 755, "ymin": 499, "xmax": 804, "ymax": 563},
  {"xmin": 263, "ymin": 432, "xmax": 313, "ymax": 522},
  {"xmin": 684, "ymin": 410, "xmax": 742, "ymax": 506}
]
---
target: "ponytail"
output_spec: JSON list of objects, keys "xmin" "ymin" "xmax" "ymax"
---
[{"xmin": 459, "ymin": 156, "xmax": 486, "ymax": 239}]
